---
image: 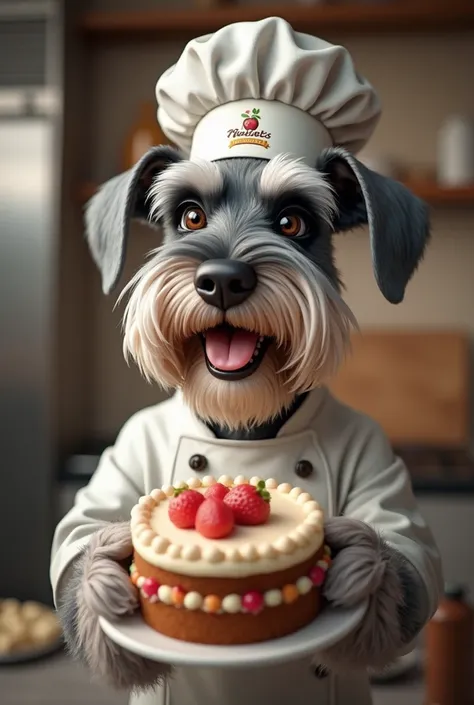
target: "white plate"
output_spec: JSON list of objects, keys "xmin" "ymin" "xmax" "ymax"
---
[{"xmin": 99, "ymin": 601, "xmax": 367, "ymax": 669}]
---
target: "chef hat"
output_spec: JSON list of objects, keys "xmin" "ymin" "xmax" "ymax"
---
[{"xmin": 156, "ymin": 16, "xmax": 381, "ymax": 165}]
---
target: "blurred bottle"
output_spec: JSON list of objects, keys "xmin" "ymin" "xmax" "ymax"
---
[
  {"xmin": 122, "ymin": 101, "xmax": 170, "ymax": 171},
  {"xmin": 437, "ymin": 115, "xmax": 474, "ymax": 187},
  {"xmin": 425, "ymin": 584, "xmax": 473, "ymax": 705}
]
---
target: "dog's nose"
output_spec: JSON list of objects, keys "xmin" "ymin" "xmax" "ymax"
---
[{"xmin": 194, "ymin": 259, "xmax": 257, "ymax": 310}]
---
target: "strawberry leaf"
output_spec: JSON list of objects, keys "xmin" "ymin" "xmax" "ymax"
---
[
  {"xmin": 256, "ymin": 480, "xmax": 271, "ymax": 502},
  {"xmin": 241, "ymin": 113, "xmax": 249, "ymax": 118},
  {"xmin": 173, "ymin": 483, "xmax": 188, "ymax": 497}
]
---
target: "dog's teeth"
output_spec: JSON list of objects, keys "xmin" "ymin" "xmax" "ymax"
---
[
  {"xmin": 250, "ymin": 358, "xmax": 254, "ymax": 363},
  {"xmin": 259, "ymin": 336, "xmax": 264, "ymax": 342}
]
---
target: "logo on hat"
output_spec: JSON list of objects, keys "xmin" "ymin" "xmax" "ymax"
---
[
  {"xmin": 227, "ymin": 107, "xmax": 271, "ymax": 151},
  {"xmin": 241, "ymin": 108, "xmax": 260, "ymax": 131}
]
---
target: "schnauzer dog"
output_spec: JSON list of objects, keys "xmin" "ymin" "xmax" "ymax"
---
[{"xmin": 59, "ymin": 144, "xmax": 432, "ymax": 691}]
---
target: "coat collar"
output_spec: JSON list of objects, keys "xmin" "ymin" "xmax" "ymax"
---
[{"xmin": 171, "ymin": 386, "xmax": 329, "ymax": 440}]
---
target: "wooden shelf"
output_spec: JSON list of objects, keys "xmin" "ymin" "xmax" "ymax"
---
[
  {"xmin": 77, "ymin": 180, "xmax": 474, "ymax": 207},
  {"xmin": 403, "ymin": 179, "xmax": 474, "ymax": 205},
  {"xmin": 79, "ymin": 2, "xmax": 474, "ymax": 39}
]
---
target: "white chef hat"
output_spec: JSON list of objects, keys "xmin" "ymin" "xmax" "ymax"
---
[{"xmin": 156, "ymin": 16, "xmax": 381, "ymax": 165}]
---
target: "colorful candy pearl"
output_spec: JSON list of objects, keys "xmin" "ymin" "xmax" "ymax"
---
[
  {"xmin": 183, "ymin": 591, "xmax": 203, "ymax": 611},
  {"xmin": 157, "ymin": 585, "xmax": 173, "ymax": 604},
  {"xmin": 242, "ymin": 591, "xmax": 264, "ymax": 614},
  {"xmin": 222, "ymin": 594, "xmax": 242, "ymax": 614},
  {"xmin": 309, "ymin": 566, "xmax": 326, "ymax": 587},
  {"xmin": 203, "ymin": 595, "xmax": 221, "ymax": 613},
  {"xmin": 282, "ymin": 584, "xmax": 299, "ymax": 604},
  {"xmin": 132, "ymin": 545, "xmax": 331, "ymax": 613},
  {"xmin": 296, "ymin": 576, "xmax": 313, "ymax": 595},
  {"xmin": 141, "ymin": 577, "xmax": 160, "ymax": 598},
  {"xmin": 264, "ymin": 589, "xmax": 283, "ymax": 608},
  {"xmin": 171, "ymin": 586, "xmax": 186, "ymax": 606}
]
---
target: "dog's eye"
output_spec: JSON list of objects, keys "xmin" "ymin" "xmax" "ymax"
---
[
  {"xmin": 277, "ymin": 212, "xmax": 307, "ymax": 238},
  {"xmin": 180, "ymin": 206, "xmax": 207, "ymax": 231}
]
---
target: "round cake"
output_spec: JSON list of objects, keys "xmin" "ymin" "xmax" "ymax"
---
[{"xmin": 129, "ymin": 475, "xmax": 331, "ymax": 645}]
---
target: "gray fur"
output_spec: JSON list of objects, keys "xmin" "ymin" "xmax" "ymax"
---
[
  {"xmin": 125, "ymin": 155, "xmax": 347, "ymax": 300},
  {"xmin": 85, "ymin": 146, "xmax": 181, "ymax": 294},
  {"xmin": 57, "ymin": 522, "xmax": 171, "ymax": 692},
  {"xmin": 121, "ymin": 157, "xmax": 353, "ymax": 325},
  {"xmin": 318, "ymin": 147, "xmax": 431, "ymax": 304},
  {"xmin": 313, "ymin": 517, "xmax": 406, "ymax": 672},
  {"xmin": 84, "ymin": 146, "xmax": 430, "ymax": 306}
]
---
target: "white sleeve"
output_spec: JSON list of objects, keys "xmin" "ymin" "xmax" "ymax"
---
[
  {"xmin": 341, "ymin": 418, "xmax": 443, "ymax": 626},
  {"xmin": 50, "ymin": 414, "xmax": 149, "ymax": 607}
]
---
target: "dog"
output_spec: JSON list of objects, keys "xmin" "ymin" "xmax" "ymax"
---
[{"xmin": 51, "ymin": 144, "xmax": 442, "ymax": 705}]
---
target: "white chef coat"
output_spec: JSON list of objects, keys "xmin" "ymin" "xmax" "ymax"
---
[{"xmin": 50, "ymin": 386, "xmax": 443, "ymax": 705}]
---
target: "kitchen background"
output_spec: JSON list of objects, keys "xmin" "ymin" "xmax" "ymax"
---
[{"xmin": 1, "ymin": 0, "xmax": 474, "ymax": 703}]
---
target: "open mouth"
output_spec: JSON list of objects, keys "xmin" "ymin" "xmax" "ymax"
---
[{"xmin": 199, "ymin": 324, "xmax": 272, "ymax": 381}]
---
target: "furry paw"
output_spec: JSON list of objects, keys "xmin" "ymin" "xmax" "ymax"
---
[
  {"xmin": 59, "ymin": 522, "xmax": 171, "ymax": 691},
  {"xmin": 313, "ymin": 517, "xmax": 404, "ymax": 673}
]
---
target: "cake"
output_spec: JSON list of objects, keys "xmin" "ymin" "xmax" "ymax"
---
[{"xmin": 129, "ymin": 475, "xmax": 331, "ymax": 645}]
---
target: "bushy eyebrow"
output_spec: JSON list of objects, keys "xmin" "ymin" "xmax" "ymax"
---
[
  {"xmin": 148, "ymin": 159, "xmax": 224, "ymax": 221},
  {"xmin": 260, "ymin": 154, "xmax": 337, "ymax": 225}
]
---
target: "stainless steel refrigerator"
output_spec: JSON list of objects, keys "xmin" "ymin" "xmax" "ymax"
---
[{"xmin": 0, "ymin": 1, "xmax": 63, "ymax": 605}]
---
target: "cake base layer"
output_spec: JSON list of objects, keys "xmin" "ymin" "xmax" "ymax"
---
[{"xmin": 133, "ymin": 547, "xmax": 324, "ymax": 645}]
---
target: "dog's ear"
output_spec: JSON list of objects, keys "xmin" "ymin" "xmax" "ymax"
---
[
  {"xmin": 84, "ymin": 145, "xmax": 182, "ymax": 294},
  {"xmin": 317, "ymin": 147, "xmax": 431, "ymax": 304}
]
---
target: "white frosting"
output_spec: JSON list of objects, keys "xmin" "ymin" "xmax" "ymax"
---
[
  {"xmin": 131, "ymin": 476, "xmax": 324, "ymax": 578},
  {"xmin": 150, "ymin": 489, "xmax": 166, "ymax": 502}
]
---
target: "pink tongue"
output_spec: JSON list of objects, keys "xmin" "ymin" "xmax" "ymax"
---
[{"xmin": 205, "ymin": 329, "xmax": 259, "ymax": 371}]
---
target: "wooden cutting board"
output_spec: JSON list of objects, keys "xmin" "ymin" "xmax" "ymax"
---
[{"xmin": 328, "ymin": 330, "xmax": 470, "ymax": 447}]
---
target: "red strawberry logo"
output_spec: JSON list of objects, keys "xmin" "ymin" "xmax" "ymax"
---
[
  {"xmin": 223, "ymin": 481, "xmax": 271, "ymax": 526},
  {"xmin": 205, "ymin": 483, "xmax": 230, "ymax": 501},
  {"xmin": 241, "ymin": 108, "xmax": 261, "ymax": 131},
  {"xmin": 195, "ymin": 498, "xmax": 235, "ymax": 539},
  {"xmin": 168, "ymin": 486, "xmax": 205, "ymax": 529}
]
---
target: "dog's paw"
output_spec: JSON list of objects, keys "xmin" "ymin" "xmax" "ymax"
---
[
  {"xmin": 88, "ymin": 628, "xmax": 171, "ymax": 692},
  {"xmin": 77, "ymin": 522, "xmax": 138, "ymax": 622},
  {"xmin": 314, "ymin": 517, "xmax": 404, "ymax": 672},
  {"xmin": 59, "ymin": 522, "xmax": 171, "ymax": 691}
]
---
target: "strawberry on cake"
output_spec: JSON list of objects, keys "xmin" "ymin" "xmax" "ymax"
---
[{"xmin": 130, "ymin": 476, "xmax": 330, "ymax": 645}]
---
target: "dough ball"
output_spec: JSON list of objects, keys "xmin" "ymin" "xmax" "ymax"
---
[
  {"xmin": 21, "ymin": 601, "xmax": 47, "ymax": 622},
  {"xmin": 29, "ymin": 615, "xmax": 62, "ymax": 645},
  {"xmin": 0, "ymin": 612, "xmax": 29, "ymax": 641},
  {"xmin": 0, "ymin": 633, "xmax": 15, "ymax": 655},
  {"xmin": 0, "ymin": 599, "xmax": 21, "ymax": 616}
]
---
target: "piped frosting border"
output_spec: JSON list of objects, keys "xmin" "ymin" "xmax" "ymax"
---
[{"xmin": 131, "ymin": 476, "xmax": 324, "ymax": 578}]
